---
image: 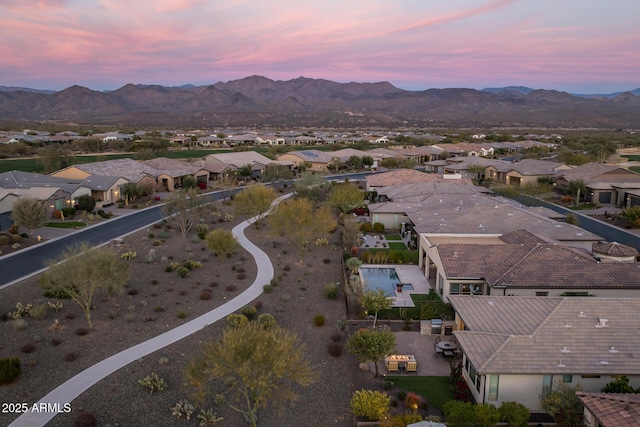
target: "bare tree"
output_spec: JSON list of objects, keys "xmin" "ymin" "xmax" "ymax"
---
[
  {"xmin": 187, "ymin": 322, "xmax": 316, "ymax": 427},
  {"xmin": 162, "ymin": 188, "xmax": 204, "ymax": 238},
  {"xmin": 39, "ymin": 243, "xmax": 129, "ymax": 327}
]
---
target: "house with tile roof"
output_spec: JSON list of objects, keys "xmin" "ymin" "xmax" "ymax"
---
[
  {"xmin": 419, "ymin": 229, "xmax": 640, "ymax": 302},
  {"xmin": 276, "ymin": 150, "xmax": 338, "ymax": 172},
  {"xmin": 204, "ymin": 151, "xmax": 291, "ymax": 180},
  {"xmin": 448, "ymin": 296, "xmax": 640, "ymax": 411},
  {"xmin": 141, "ymin": 157, "xmax": 210, "ymax": 190},
  {"xmin": 52, "ymin": 158, "xmax": 158, "ymax": 191},
  {"xmin": 577, "ymin": 392, "xmax": 640, "ymax": 427},
  {"xmin": 553, "ymin": 162, "xmax": 640, "ymax": 206},
  {"xmin": 365, "ymin": 169, "xmax": 470, "ymax": 191},
  {"xmin": 485, "ymin": 158, "xmax": 570, "ymax": 186}
]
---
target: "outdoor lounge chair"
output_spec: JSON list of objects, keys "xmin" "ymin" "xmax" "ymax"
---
[
  {"xmin": 406, "ymin": 361, "xmax": 417, "ymax": 374},
  {"xmin": 387, "ymin": 361, "xmax": 399, "ymax": 374}
]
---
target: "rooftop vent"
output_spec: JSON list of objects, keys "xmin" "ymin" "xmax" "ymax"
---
[
  {"xmin": 596, "ymin": 318, "xmax": 609, "ymax": 328},
  {"xmin": 600, "ymin": 359, "xmax": 609, "ymax": 365},
  {"xmin": 561, "ymin": 346, "xmax": 570, "ymax": 353},
  {"xmin": 558, "ymin": 361, "xmax": 566, "ymax": 368},
  {"xmin": 579, "ymin": 312, "xmax": 586, "ymax": 318},
  {"xmin": 564, "ymin": 322, "xmax": 572, "ymax": 328},
  {"xmin": 609, "ymin": 347, "xmax": 619, "ymax": 353}
]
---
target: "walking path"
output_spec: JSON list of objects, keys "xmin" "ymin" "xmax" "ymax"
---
[{"xmin": 9, "ymin": 195, "xmax": 289, "ymax": 427}]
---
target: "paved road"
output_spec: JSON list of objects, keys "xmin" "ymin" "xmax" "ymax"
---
[
  {"xmin": 8, "ymin": 196, "xmax": 287, "ymax": 427},
  {"xmin": 0, "ymin": 173, "xmax": 371, "ymax": 289},
  {"xmin": 515, "ymin": 195, "xmax": 640, "ymax": 250},
  {"xmin": 0, "ymin": 189, "xmax": 244, "ymax": 289}
]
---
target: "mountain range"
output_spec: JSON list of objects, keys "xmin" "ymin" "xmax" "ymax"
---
[{"xmin": 1, "ymin": 76, "xmax": 639, "ymax": 128}]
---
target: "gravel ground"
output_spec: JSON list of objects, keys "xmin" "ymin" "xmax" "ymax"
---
[{"xmin": 0, "ymin": 200, "xmax": 379, "ymax": 427}]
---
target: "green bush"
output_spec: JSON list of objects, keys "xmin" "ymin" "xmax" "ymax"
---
[
  {"xmin": 226, "ymin": 313, "xmax": 249, "ymax": 328},
  {"xmin": 137, "ymin": 372, "xmax": 168, "ymax": 395},
  {"xmin": 499, "ymin": 401, "xmax": 530, "ymax": 427},
  {"xmin": 350, "ymin": 389, "xmax": 391, "ymax": 421},
  {"xmin": 241, "ymin": 305, "xmax": 258, "ymax": 320},
  {"xmin": 177, "ymin": 311, "xmax": 187, "ymax": 319},
  {"xmin": 263, "ymin": 284, "xmax": 274, "ymax": 293},
  {"xmin": 361, "ymin": 223, "xmax": 373, "ymax": 232},
  {"xmin": 0, "ymin": 357, "xmax": 21, "ymax": 385},
  {"xmin": 61, "ymin": 207, "xmax": 76, "ymax": 217},
  {"xmin": 257, "ymin": 313, "xmax": 276, "ymax": 329},
  {"xmin": 373, "ymin": 222, "xmax": 385, "ymax": 233},
  {"xmin": 0, "ymin": 234, "xmax": 10, "ymax": 245},
  {"xmin": 313, "ymin": 314, "xmax": 325, "ymax": 327},
  {"xmin": 176, "ymin": 267, "xmax": 189, "ymax": 278},
  {"xmin": 77, "ymin": 195, "xmax": 96, "ymax": 212}
]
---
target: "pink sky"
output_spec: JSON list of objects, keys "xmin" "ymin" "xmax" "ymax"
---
[{"xmin": 1, "ymin": 0, "xmax": 638, "ymax": 93}]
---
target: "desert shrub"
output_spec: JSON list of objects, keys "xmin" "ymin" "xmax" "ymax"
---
[
  {"xmin": 225, "ymin": 284, "xmax": 237, "ymax": 292},
  {"xmin": 120, "ymin": 251, "xmax": 137, "ymax": 260},
  {"xmin": 75, "ymin": 327, "xmax": 88, "ymax": 336},
  {"xmin": 241, "ymin": 305, "xmax": 258, "ymax": 319},
  {"xmin": 153, "ymin": 306, "xmax": 165, "ymax": 313},
  {"xmin": 21, "ymin": 343, "xmax": 36, "ymax": 354},
  {"xmin": 328, "ymin": 342, "xmax": 343, "ymax": 357},
  {"xmin": 283, "ymin": 265, "xmax": 291, "ymax": 271},
  {"xmin": 236, "ymin": 273, "xmax": 247, "ymax": 280},
  {"xmin": 171, "ymin": 399, "xmax": 195, "ymax": 420},
  {"xmin": 179, "ymin": 290, "xmax": 188, "ymax": 296},
  {"xmin": 331, "ymin": 332, "xmax": 343, "ymax": 342},
  {"xmin": 323, "ymin": 258, "xmax": 331, "ymax": 264},
  {"xmin": 148, "ymin": 232, "xmax": 155, "ymax": 238},
  {"xmin": 51, "ymin": 338, "xmax": 62, "ymax": 346},
  {"xmin": 74, "ymin": 411, "xmax": 97, "ymax": 427},
  {"xmin": 313, "ymin": 314, "xmax": 325, "ymax": 327},
  {"xmin": 270, "ymin": 276, "xmax": 280, "ymax": 286},
  {"xmin": 151, "ymin": 279, "xmax": 158, "ymax": 285},
  {"xmin": 263, "ymin": 284, "xmax": 273, "ymax": 293},
  {"xmin": 127, "ymin": 288, "xmax": 138, "ymax": 296},
  {"xmin": 66, "ymin": 312, "xmax": 75, "ymax": 320},
  {"xmin": 209, "ymin": 281, "xmax": 218, "ymax": 287},
  {"xmin": 29, "ymin": 303, "xmax": 48, "ymax": 320},
  {"xmin": 0, "ymin": 357, "xmax": 22, "ymax": 385},
  {"xmin": 177, "ymin": 311, "xmax": 187, "ymax": 319},
  {"xmin": 176, "ymin": 267, "xmax": 190, "ymax": 278},
  {"xmin": 8, "ymin": 302, "xmax": 33, "ymax": 319},
  {"xmin": 153, "ymin": 223, "xmax": 162, "ymax": 229},
  {"xmin": 165, "ymin": 265, "xmax": 174, "ymax": 273},
  {"xmin": 226, "ymin": 313, "xmax": 249, "ymax": 328},
  {"xmin": 197, "ymin": 408, "xmax": 224, "ymax": 425},
  {"xmin": 257, "ymin": 313, "xmax": 276, "ymax": 329},
  {"xmin": 199, "ymin": 290, "xmax": 212, "ymax": 301},
  {"xmin": 373, "ymin": 222, "xmax": 385, "ymax": 233},
  {"xmin": 281, "ymin": 293, "xmax": 291, "ymax": 302},
  {"xmin": 138, "ymin": 372, "xmax": 168, "ymax": 395},
  {"xmin": 323, "ymin": 282, "xmax": 340, "ymax": 300},
  {"xmin": 64, "ymin": 351, "xmax": 79, "ymax": 362}
]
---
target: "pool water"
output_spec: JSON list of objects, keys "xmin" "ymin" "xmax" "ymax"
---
[{"xmin": 360, "ymin": 267, "xmax": 414, "ymax": 296}]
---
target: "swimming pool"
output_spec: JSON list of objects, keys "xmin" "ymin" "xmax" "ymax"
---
[{"xmin": 360, "ymin": 267, "xmax": 414, "ymax": 296}]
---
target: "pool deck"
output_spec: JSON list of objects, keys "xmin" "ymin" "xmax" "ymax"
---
[{"xmin": 360, "ymin": 264, "xmax": 433, "ymax": 307}]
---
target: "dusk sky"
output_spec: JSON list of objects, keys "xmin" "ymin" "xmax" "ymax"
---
[{"xmin": 1, "ymin": 0, "xmax": 638, "ymax": 94}]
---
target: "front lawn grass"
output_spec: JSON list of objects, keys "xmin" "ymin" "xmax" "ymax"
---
[
  {"xmin": 384, "ymin": 234, "xmax": 403, "ymax": 241},
  {"xmin": 386, "ymin": 375, "xmax": 453, "ymax": 411},
  {"xmin": 45, "ymin": 221, "xmax": 87, "ymax": 228},
  {"xmin": 387, "ymin": 241, "xmax": 407, "ymax": 250}
]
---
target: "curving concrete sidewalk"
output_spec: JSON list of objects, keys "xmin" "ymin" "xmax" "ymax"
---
[{"xmin": 9, "ymin": 195, "xmax": 289, "ymax": 427}]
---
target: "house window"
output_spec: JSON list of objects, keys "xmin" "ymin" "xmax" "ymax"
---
[
  {"xmin": 536, "ymin": 291, "xmax": 549, "ymax": 297},
  {"xmin": 562, "ymin": 375, "xmax": 572, "ymax": 383},
  {"xmin": 581, "ymin": 375, "xmax": 601, "ymax": 379},
  {"xmin": 438, "ymin": 275, "xmax": 444, "ymax": 292},
  {"xmin": 562, "ymin": 292, "xmax": 589, "ymax": 297},
  {"xmin": 450, "ymin": 283, "xmax": 483, "ymax": 295},
  {"xmin": 488, "ymin": 375, "xmax": 499, "ymax": 401},
  {"xmin": 542, "ymin": 375, "xmax": 552, "ymax": 396}
]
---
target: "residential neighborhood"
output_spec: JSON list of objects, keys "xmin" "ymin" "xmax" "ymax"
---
[{"xmin": 3, "ymin": 127, "xmax": 640, "ymax": 426}]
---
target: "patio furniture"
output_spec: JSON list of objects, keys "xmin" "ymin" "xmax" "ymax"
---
[
  {"xmin": 434, "ymin": 336, "xmax": 441, "ymax": 344},
  {"xmin": 438, "ymin": 341, "xmax": 456, "ymax": 351},
  {"xmin": 406, "ymin": 361, "xmax": 417, "ymax": 374},
  {"xmin": 387, "ymin": 361, "xmax": 399, "ymax": 374},
  {"xmin": 398, "ymin": 361, "xmax": 407, "ymax": 374},
  {"xmin": 444, "ymin": 350, "xmax": 453, "ymax": 359},
  {"xmin": 435, "ymin": 346, "xmax": 444, "ymax": 358}
]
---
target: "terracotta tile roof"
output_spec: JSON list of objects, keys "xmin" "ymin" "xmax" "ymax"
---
[
  {"xmin": 451, "ymin": 297, "xmax": 640, "ymax": 375},
  {"xmin": 576, "ymin": 392, "xmax": 640, "ymax": 427},
  {"xmin": 439, "ymin": 241, "xmax": 640, "ymax": 289},
  {"xmin": 366, "ymin": 170, "xmax": 455, "ymax": 188}
]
